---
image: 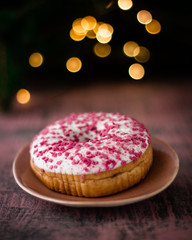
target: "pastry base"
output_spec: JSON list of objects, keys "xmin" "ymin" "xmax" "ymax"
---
[{"xmin": 30, "ymin": 144, "xmax": 153, "ymax": 197}]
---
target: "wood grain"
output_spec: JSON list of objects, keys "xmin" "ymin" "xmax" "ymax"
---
[{"xmin": 0, "ymin": 82, "xmax": 192, "ymax": 240}]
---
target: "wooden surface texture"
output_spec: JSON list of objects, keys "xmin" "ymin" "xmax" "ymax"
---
[{"xmin": 0, "ymin": 81, "xmax": 192, "ymax": 240}]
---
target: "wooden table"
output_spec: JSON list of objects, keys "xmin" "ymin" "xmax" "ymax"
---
[{"xmin": 0, "ymin": 81, "xmax": 192, "ymax": 240}]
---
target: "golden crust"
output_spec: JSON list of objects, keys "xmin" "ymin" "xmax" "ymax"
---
[{"xmin": 30, "ymin": 144, "xmax": 153, "ymax": 197}]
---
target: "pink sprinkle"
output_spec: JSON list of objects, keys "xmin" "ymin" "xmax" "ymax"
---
[
  {"xmin": 40, "ymin": 168, "xmax": 44, "ymax": 172},
  {"xmin": 54, "ymin": 165, "xmax": 58, "ymax": 169},
  {"xmin": 129, "ymin": 149, "xmax": 135, "ymax": 154},
  {"xmin": 56, "ymin": 160, "xmax": 62, "ymax": 165},
  {"xmin": 121, "ymin": 160, "xmax": 127, "ymax": 166},
  {"xmin": 72, "ymin": 160, "xmax": 79, "ymax": 165},
  {"xmin": 104, "ymin": 159, "xmax": 116, "ymax": 171},
  {"xmin": 40, "ymin": 140, "xmax": 47, "ymax": 146},
  {"xmin": 89, "ymin": 146, "xmax": 95, "ymax": 151},
  {"xmin": 130, "ymin": 156, "xmax": 137, "ymax": 161},
  {"xmin": 50, "ymin": 152, "xmax": 57, "ymax": 157},
  {"xmin": 116, "ymin": 154, "xmax": 121, "ymax": 161},
  {"xmin": 65, "ymin": 152, "xmax": 70, "ymax": 157},
  {"xmin": 33, "ymin": 149, "xmax": 38, "ymax": 154},
  {"xmin": 49, "ymin": 165, "xmax": 53, "ymax": 169},
  {"xmin": 141, "ymin": 142, "xmax": 147, "ymax": 148}
]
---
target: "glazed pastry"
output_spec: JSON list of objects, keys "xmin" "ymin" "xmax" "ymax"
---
[{"xmin": 30, "ymin": 112, "xmax": 153, "ymax": 197}]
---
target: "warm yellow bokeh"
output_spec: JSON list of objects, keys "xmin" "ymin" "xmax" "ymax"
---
[
  {"xmin": 86, "ymin": 30, "xmax": 96, "ymax": 39},
  {"xmin": 72, "ymin": 18, "xmax": 87, "ymax": 34},
  {"xmin": 93, "ymin": 22, "xmax": 103, "ymax": 34},
  {"xmin": 123, "ymin": 41, "xmax": 140, "ymax": 57},
  {"xmin": 134, "ymin": 46, "xmax": 150, "ymax": 63},
  {"xmin": 29, "ymin": 52, "xmax": 43, "ymax": 67},
  {"xmin": 145, "ymin": 19, "xmax": 161, "ymax": 34},
  {"xmin": 66, "ymin": 57, "xmax": 82, "ymax": 73},
  {"xmin": 93, "ymin": 43, "xmax": 111, "ymax": 58},
  {"xmin": 118, "ymin": 0, "xmax": 133, "ymax": 10},
  {"xmin": 69, "ymin": 29, "xmax": 86, "ymax": 41},
  {"xmin": 137, "ymin": 10, "xmax": 152, "ymax": 24},
  {"xmin": 98, "ymin": 23, "xmax": 113, "ymax": 38},
  {"xmin": 81, "ymin": 16, "xmax": 97, "ymax": 31},
  {"xmin": 16, "ymin": 89, "xmax": 31, "ymax": 104},
  {"xmin": 96, "ymin": 32, "xmax": 112, "ymax": 44},
  {"xmin": 128, "ymin": 63, "xmax": 145, "ymax": 80}
]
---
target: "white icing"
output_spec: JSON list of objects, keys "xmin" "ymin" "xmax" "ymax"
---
[{"xmin": 30, "ymin": 112, "xmax": 150, "ymax": 175}]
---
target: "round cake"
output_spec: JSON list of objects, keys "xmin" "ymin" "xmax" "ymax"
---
[{"xmin": 30, "ymin": 112, "xmax": 153, "ymax": 197}]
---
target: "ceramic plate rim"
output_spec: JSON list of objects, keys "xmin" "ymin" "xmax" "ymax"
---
[{"xmin": 12, "ymin": 136, "xmax": 179, "ymax": 207}]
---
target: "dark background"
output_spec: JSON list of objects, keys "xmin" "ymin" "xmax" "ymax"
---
[{"xmin": 0, "ymin": 0, "xmax": 192, "ymax": 110}]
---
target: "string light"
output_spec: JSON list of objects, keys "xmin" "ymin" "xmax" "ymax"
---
[
  {"xmin": 134, "ymin": 46, "xmax": 150, "ymax": 63},
  {"xmin": 29, "ymin": 52, "xmax": 43, "ymax": 67},
  {"xmin": 16, "ymin": 89, "xmax": 31, "ymax": 104},
  {"xmin": 66, "ymin": 57, "xmax": 82, "ymax": 73},
  {"xmin": 137, "ymin": 10, "xmax": 152, "ymax": 24},
  {"xmin": 145, "ymin": 19, "xmax": 161, "ymax": 34},
  {"xmin": 128, "ymin": 63, "xmax": 145, "ymax": 80},
  {"xmin": 123, "ymin": 41, "xmax": 140, "ymax": 57},
  {"xmin": 93, "ymin": 43, "xmax": 111, "ymax": 58},
  {"xmin": 118, "ymin": 0, "xmax": 133, "ymax": 11}
]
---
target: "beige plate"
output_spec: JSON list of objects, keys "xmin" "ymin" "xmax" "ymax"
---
[{"xmin": 12, "ymin": 137, "xmax": 179, "ymax": 207}]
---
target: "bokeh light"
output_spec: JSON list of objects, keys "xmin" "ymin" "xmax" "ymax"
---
[
  {"xmin": 123, "ymin": 41, "xmax": 140, "ymax": 57},
  {"xmin": 98, "ymin": 23, "xmax": 113, "ymax": 38},
  {"xmin": 72, "ymin": 18, "xmax": 87, "ymax": 35},
  {"xmin": 118, "ymin": 0, "xmax": 133, "ymax": 10},
  {"xmin": 96, "ymin": 32, "xmax": 112, "ymax": 43},
  {"xmin": 66, "ymin": 57, "xmax": 82, "ymax": 73},
  {"xmin": 128, "ymin": 63, "xmax": 145, "ymax": 80},
  {"xmin": 81, "ymin": 16, "xmax": 97, "ymax": 31},
  {"xmin": 93, "ymin": 22, "xmax": 103, "ymax": 34},
  {"xmin": 134, "ymin": 46, "xmax": 150, "ymax": 63},
  {"xmin": 69, "ymin": 29, "xmax": 86, "ymax": 41},
  {"xmin": 93, "ymin": 43, "xmax": 111, "ymax": 58},
  {"xmin": 16, "ymin": 89, "xmax": 31, "ymax": 104},
  {"xmin": 145, "ymin": 19, "xmax": 161, "ymax": 34},
  {"xmin": 137, "ymin": 10, "xmax": 152, "ymax": 24},
  {"xmin": 96, "ymin": 23, "xmax": 113, "ymax": 43},
  {"xmin": 86, "ymin": 30, "xmax": 96, "ymax": 39},
  {"xmin": 29, "ymin": 52, "xmax": 43, "ymax": 67}
]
